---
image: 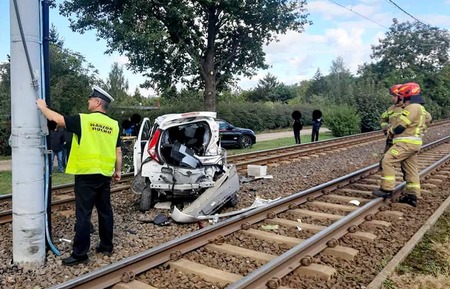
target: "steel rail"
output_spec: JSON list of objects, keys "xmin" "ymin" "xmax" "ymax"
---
[{"xmin": 227, "ymin": 131, "xmax": 380, "ymax": 162}]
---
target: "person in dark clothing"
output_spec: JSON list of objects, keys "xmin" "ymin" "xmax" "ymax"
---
[
  {"xmin": 291, "ymin": 110, "xmax": 303, "ymax": 144},
  {"xmin": 130, "ymin": 113, "xmax": 142, "ymax": 136},
  {"xmin": 36, "ymin": 86, "xmax": 122, "ymax": 266},
  {"xmin": 311, "ymin": 110, "xmax": 323, "ymax": 142},
  {"xmin": 62, "ymin": 129, "xmax": 73, "ymax": 168},
  {"xmin": 50, "ymin": 126, "xmax": 66, "ymax": 173},
  {"xmin": 121, "ymin": 118, "xmax": 132, "ymax": 136}
]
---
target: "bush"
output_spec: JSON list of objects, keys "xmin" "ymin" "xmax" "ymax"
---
[{"xmin": 324, "ymin": 105, "xmax": 361, "ymax": 137}]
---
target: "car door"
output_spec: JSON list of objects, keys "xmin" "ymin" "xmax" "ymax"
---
[
  {"xmin": 133, "ymin": 117, "xmax": 152, "ymax": 175},
  {"xmin": 218, "ymin": 120, "xmax": 238, "ymax": 146}
]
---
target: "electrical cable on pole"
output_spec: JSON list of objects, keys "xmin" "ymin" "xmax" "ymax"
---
[
  {"xmin": 41, "ymin": 0, "xmax": 60, "ymax": 256},
  {"xmin": 386, "ymin": 0, "xmax": 426, "ymax": 25}
]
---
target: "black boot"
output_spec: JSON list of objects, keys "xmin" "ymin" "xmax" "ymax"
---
[
  {"xmin": 62, "ymin": 254, "xmax": 89, "ymax": 266},
  {"xmin": 398, "ymin": 194, "xmax": 417, "ymax": 207},
  {"xmin": 373, "ymin": 189, "xmax": 393, "ymax": 198}
]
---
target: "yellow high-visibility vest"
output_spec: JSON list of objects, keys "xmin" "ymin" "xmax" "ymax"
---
[{"xmin": 66, "ymin": 113, "xmax": 119, "ymax": 176}]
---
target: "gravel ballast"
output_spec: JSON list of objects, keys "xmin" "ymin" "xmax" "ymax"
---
[{"xmin": 0, "ymin": 125, "xmax": 449, "ymax": 289}]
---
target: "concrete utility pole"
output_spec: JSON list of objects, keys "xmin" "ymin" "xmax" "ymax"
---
[{"xmin": 10, "ymin": 0, "xmax": 46, "ymax": 265}]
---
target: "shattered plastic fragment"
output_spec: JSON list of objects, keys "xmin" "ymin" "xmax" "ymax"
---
[
  {"xmin": 349, "ymin": 200, "xmax": 360, "ymax": 206},
  {"xmin": 261, "ymin": 224, "xmax": 279, "ymax": 230}
]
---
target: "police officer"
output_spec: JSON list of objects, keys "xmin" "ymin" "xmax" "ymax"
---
[
  {"xmin": 373, "ymin": 82, "xmax": 432, "ymax": 207},
  {"xmin": 36, "ymin": 86, "xmax": 122, "ymax": 265}
]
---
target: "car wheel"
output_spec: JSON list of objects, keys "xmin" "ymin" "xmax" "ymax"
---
[
  {"xmin": 140, "ymin": 188, "xmax": 156, "ymax": 212},
  {"xmin": 238, "ymin": 135, "xmax": 253, "ymax": 149}
]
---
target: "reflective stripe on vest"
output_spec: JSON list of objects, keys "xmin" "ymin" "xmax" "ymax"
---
[{"xmin": 66, "ymin": 113, "xmax": 119, "ymax": 176}]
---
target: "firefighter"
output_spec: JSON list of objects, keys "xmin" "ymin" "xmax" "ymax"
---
[{"xmin": 373, "ymin": 82, "xmax": 432, "ymax": 207}]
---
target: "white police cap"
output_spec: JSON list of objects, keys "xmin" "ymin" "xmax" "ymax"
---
[{"xmin": 90, "ymin": 85, "xmax": 114, "ymax": 103}]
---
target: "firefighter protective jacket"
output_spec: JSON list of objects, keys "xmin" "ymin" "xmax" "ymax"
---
[
  {"xmin": 379, "ymin": 104, "xmax": 404, "ymax": 131},
  {"xmin": 389, "ymin": 103, "xmax": 432, "ymax": 145}
]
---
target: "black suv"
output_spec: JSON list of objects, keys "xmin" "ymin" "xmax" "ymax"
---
[{"xmin": 217, "ymin": 119, "xmax": 256, "ymax": 149}]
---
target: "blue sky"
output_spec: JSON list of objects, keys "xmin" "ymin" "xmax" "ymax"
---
[{"xmin": 1, "ymin": 0, "xmax": 450, "ymax": 97}]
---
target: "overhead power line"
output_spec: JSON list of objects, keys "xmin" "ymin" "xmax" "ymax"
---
[
  {"xmin": 386, "ymin": 0, "xmax": 426, "ymax": 25},
  {"xmin": 327, "ymin": 0, "xmax": 388, "ymax": 29}
]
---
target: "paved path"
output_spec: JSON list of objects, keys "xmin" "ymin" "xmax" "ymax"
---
[
  {"xmin": 0, "ymin": 160, "xmax": 11, "ymax": 172},
  {"xmin": 0, "ymin": 127, "xmax": 330, "ymax": 172},
  {"xmin": 256, "ymin": 127, "xmax": 329, "ymax": 142}
]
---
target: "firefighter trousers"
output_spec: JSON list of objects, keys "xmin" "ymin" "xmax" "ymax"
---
[{"xmin": 380, "ymin": 142, "xmax": 421, "ymax": 197}]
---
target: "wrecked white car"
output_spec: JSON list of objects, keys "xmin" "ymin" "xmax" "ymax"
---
[{"xmin": 131, "ymin": 111, "xmax": 240, "ymax": 223}]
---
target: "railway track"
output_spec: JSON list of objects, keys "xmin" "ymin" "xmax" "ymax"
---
[
  {"xmin": 1, "ymin": 122, "xmax": 449, "ymax": 225},
  {"xmin": 49, "ymin": 136, "xmax": 450, "ymax": 289},
  {"xmin": 0, "ymin": 130, "xmax": 387, "ymax": 224}
]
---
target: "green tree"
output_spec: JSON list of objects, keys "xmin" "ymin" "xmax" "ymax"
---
[
  {"xmin": 359, "ymin": 19, "xmax": 450, "ymax": 120},
  {"xmin": 0, "ymin": 59, "xmax": 11, "ymax": 156},
  {"xmin": 60, "ymin": 0, "xmax": 310, "ymax": 111},
  {"xmin": 106, "ymin": 62, "xmax": 129, "ymax": 102},
  {"xmin": 367, "ymin": 19, "xmax": 450, "ymax": 82},
  {"xmin": 0, "ymin": 59, "xmax": 10, "ymax": 119},
  {"xmin": 246, "ymin": 73, "xmax": 279, "ymax": 102},
  {"xmin": 327, "ymin": 56, "xmax": 354, "ymax": 104},
  {"xmin": 244, "ymin": 74, "xmax": 295, "ymax": 103},
  {"xmin": 306, "ymin": 68, "xmax": 327, "ymax": 102},
  {"xmin": 353, "ymin": 79, "xmax": 389, "ymax": 132},
  {"xmin": 49, "ymin": 29, "xmax": 99, "ymax": 115}
]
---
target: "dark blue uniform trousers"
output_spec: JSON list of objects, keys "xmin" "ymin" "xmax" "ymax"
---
[{"xmin": 72, "ymin": 174, "xmax": 114, "ymax": 258}]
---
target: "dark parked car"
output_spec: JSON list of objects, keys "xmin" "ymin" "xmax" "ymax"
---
[{"xmin": 217, "ymin": 119, "xmax": 256, "ymax": 149}]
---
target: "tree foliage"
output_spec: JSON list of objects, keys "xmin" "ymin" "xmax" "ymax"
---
[
  {"xmin": 327, "ymin": 56, "xmax": 354, "ymax": 104},
  {"xmin": 60, "ymin": 0, "xmax": 310, "ymax": 111},
  {"xmin": 324, "ymin": 105, "xmax": 361, "ymax": 137},
  {"xmin": 245, "ymin": 73, "xmax": 295, "ymax": 102},
  {"xmin": 0, "ymin": 59, "xmax": 10, "ymax": 119},
  {"xmin": 49, "ymin": 28, "xmax": 99, "ymax": 115},
  {"xmin": 364, "ymin": 20, "xmax": 450, "ymax": 83},
  {"xmin": 106, "ymin": 62, "xmax": 129, "ymax": 103},
  {"xmin": 359, "ymin": 19, "xmax": 450, "ymax": 118}
]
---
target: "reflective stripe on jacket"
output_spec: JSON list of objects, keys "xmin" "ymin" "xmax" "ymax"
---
[{"xmin": 66, "ymin": 113, "xmax": 119, "ymax": 176}]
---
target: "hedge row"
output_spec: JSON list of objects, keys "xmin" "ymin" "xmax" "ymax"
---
[{"xmin": 0, "ymin": 102, "xmax": 366, "ymax": 156}]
